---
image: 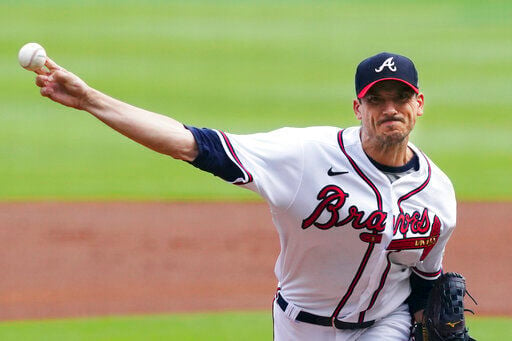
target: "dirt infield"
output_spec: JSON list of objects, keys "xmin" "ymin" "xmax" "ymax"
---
[{"xmin": 0, "ymin": 202, "xmax": 509, "ymax": 320}]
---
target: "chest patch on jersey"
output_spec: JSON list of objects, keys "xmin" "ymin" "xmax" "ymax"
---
[{"xmin": 301, "ymin": 184, "xmax": 441, "ymax": 258}]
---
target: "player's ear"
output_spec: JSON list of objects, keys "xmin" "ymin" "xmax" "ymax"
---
[
  {"xmin": 353, "ymin": 99, "xmax": 363, "ymax": 120},
  {"xmin": 416, "ymin": 93, "xmax": 424, "ymax": 116}
]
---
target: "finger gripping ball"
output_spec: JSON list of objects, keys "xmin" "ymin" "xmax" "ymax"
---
[{"xmin": 18, "ymin": 42, "xmax": 47, "ymax": 71}]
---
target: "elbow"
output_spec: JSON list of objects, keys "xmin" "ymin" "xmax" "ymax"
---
[
  {"xmin": 173, "ymin": 145, "xmax": 198, "ymax": 162},
  {"xmin": 156, "ymin": 128, "xmax": 199, "ymax": 162},
  {"xmin": 161, "ymin": 141, "xmax": 198, "ymax": 162}
]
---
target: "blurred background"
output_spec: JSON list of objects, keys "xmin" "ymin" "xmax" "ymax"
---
[{"xmin": 2, "ymin": 0, "xmax": 511, "ymax": 201}]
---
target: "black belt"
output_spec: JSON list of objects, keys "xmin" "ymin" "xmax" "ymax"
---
[{"xmin": 276, "ymin": 293, "xmax": 375, "ymax": 330}]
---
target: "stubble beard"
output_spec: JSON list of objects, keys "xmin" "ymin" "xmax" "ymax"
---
[
  {"xmin": 360, "ymin": 119, "xmax": 413, "ymax": 154},
  {"xmin": 376, "ymin": 130, "xmax": 409, "ymax": 148}
]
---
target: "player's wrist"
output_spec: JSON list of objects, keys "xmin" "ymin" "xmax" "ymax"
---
[{"xmin": 80, "ymin": 87, "xmax": 105, "ymax": 112}]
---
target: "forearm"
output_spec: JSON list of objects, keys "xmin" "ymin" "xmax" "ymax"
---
[
  {"xmin": 414, "ymin": 310, "xmax": 424, "ymax": 323},
  {"xmin": 36, "ymin": 58, "xmax": 198, "ymax": 161},
  {"xmin": 83, "ymin": 88, "xmax": 198, "ymax": 161}
]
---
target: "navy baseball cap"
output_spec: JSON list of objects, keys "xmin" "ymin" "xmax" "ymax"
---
[{"xmin": 355, "ymin": 52, "xmax": 419, "ymax": 98}]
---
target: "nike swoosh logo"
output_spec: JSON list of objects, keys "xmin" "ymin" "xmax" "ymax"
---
[{"xmin": 328, "ymin": 167, "xmax": 349, "ymax": 176}]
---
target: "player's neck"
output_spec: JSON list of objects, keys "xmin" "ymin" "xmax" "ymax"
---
[{"xmin": 361, "ymin": 135, "xmax": 412, "ymax": 167}]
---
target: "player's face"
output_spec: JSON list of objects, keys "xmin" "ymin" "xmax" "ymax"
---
[{"xmin": 353, "ymin": 81, "xmax": 424, "ymax": 146}]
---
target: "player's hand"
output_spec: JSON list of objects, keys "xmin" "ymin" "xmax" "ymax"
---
[{"xmin": 35, "ymin": 58, "xmax": 91, "ymax": 110}]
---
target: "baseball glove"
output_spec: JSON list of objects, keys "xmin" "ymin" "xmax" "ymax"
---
[{"xmin": 412, "ymin": 272, "xmax": 476, "ymax": 341}]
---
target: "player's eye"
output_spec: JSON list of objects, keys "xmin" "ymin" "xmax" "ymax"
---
[
  {"xmin": 399, "ymin": 92, "xmax": 413, "ymax": 101},
  {"xmin": 365, "ymin": 96, "xmax": 381, "ymax": 104}
]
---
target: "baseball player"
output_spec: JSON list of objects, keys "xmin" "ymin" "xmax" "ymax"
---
[{"xmin": 33, "ymin": 52, "xmax": 457, "ymax": 340}]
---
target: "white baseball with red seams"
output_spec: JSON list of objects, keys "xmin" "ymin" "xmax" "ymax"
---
[
  {"xmin": 215, "ymin": 126, "xmax": 456, "ymax": 340},
  {"xmin": 18, "ymin": 43, "xmax": 47, "ymax": 71}
]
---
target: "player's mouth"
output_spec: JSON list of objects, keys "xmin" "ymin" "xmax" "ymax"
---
[{"xmin": 378, "ymin": 117, "xmax": 404, "ymax": 126}]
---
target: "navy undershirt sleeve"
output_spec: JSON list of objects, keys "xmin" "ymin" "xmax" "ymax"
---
[
  {"xmin": 185, "ymin": 126, "xmax": 244, "ymax": 182},
  {"xmin": 406, "ymin": 271, "xmax": 437, "ymax": 314}
]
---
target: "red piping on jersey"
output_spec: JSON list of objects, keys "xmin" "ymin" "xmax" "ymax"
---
[
  {"xmin": 358, "ymin": 252, "xmax": 394, "ymax": 322},
  {"xmin": 337, "ymin": 131, "xmax": 383, "ymax": 209},
  {"xmin": 396, "ymin": 152, "xmax": 432, "ymax": 212},
  {"xmin": 218, "ymin": 130, "xmax": 253, "ymax": 184},
  {"xmin": 358, "ymin": 150, "xmax": 433, "ymax": 321},
  {"xmin": 412, "ymin": 267, "xmax": 442, "ymax": 278},
  {"xmin": 332, "ymin": 242, "xmax": 377, "ymax": 322},
  {"xmin": 395, "ymin": 151, "xmax": 437, "ymax": 263},
  {"xmin": 331, "ymin": 130, "xmax": 383, "ymax": 323}
]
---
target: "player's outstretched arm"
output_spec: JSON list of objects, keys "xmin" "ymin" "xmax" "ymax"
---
[{"xmin": 34, "ymin": 58, "xmax": 198, "ymax": 162}]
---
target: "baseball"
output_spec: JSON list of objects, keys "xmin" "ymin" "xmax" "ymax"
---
[{"xmin": 18, "ymin": 42, "xmax": 47, "ymax": 71}]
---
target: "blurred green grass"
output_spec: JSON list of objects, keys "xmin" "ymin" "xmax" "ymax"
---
[
  {"xmin": 0, "ymin": 312, "xmax": 508, "ymax": 341},
  {"xmin": 1, "ymin": 0, "xmax": 511, "ymax": 200},
  {"xmin": 0, "ymin": 311, "xmax": 272, "ymax": 341}
]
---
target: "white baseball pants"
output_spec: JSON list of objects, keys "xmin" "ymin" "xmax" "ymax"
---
[{"xmin": 273, "ymin": 300, "xmax": 411, "ymax": 341}]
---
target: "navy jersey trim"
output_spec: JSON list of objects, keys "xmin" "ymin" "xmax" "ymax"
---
[
  {"xmin": 185, "ymin": 126, "xmax": 250, "ymax": 184},
  {"xmin": 368, "ymin": 152, "xmax": 420, "ymax": 173}
]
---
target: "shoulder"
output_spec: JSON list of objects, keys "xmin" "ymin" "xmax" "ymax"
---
[
  {"xmin": 424, "ymin": 153, "xmax": 455, "ymax": 195},
  {"xmin": 415, "ymin": 149, "xmax": 457, "ymax": 227},
  {"xmin": 225, "ymin": 126, "xmax": 343, "ymax": 146},
  {"xmin": 408, "ymin": 143, "xmax": 455, "ymax": 195},
  {"xmin": 289, "ymin": 126, "xmax": 342, "ymax": 143},
  {"xmin": 261, "ymin": 126, "xmax": 341, "ymax": 138},
  {"xmin": 339, "ymin": 125, "xmax": 361, "ymax": 143}
]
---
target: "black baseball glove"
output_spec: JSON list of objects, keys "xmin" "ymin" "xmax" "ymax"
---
[{"xmin": 412, "ymin": 272, "xmax": 476, "ymax": 341}]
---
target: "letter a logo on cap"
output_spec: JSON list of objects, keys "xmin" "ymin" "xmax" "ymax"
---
[
  {"xmin": 375, "ymin": 57, "xmax": 397, "ymax": 72},
  {"xmin": 355, "ymin": 52, "xmax": 419, "ymax": 98}
]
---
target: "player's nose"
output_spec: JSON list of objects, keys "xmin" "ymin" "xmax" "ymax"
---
[{"xmin": 381, "ymin": 99, "xmax": 399, "ymax": 115}]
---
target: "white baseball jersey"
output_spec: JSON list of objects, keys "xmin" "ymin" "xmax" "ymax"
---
[{"xmin": 198, "ymin": 125, "xmax": 456, "ymax": 324}]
